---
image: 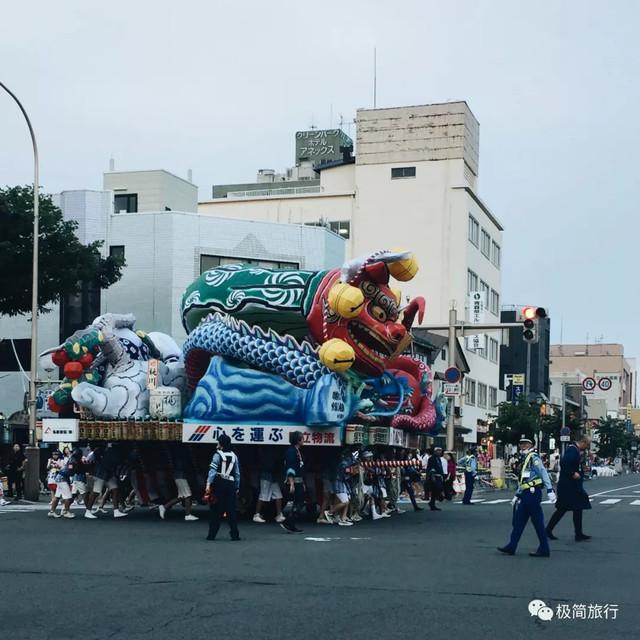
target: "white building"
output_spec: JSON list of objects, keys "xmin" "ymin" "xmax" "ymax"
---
[
  {"xmin": 0, "ymin": 170, "xmax": 344, "ymax": 423},
  {"xmin": 198, "ymin": 102, "xmax": 504, "ymax": 443}
]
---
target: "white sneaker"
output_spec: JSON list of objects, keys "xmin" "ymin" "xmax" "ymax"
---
[
  {"xmin": 275, "ymin": 513, "xmax": 286, "ymax": 523},
  {"xmin": 350, "ymin": 514, "xmax": 363, "ymax": 522},
  {"xmin": 338, "ymin": 519, "xmax": 354, "ymax": 526},
  {"xmin": 47, "ymin": 510, "xmax": 61, "ymax": 518},
  {"xmin": 316, "ymin": 516, "xmax": 332, "ymax": 524},
  {"xmin": 381, "ymin": 512, "xmax": 391, "ymax": 518},
  {"xmin": 185, "ymin": 514, "xmax": 199, "ymax": 521},
  {"xmin": 0, "ymin": 499, "xmax": 9, "ymax": 506},
  {"xmin": 159, "ymin": 505, "xmax": 166, "ymax": 520},
  {"xmin": 62, "ymin": 511, "xmax": 75, "ymax": 519},
  {"xmin": 84, "ymin": 510, "xmax": 97, "ymax": 519},
  {"xmin": 324, "ymin": 510, "xmax": 336, "ymax": 524},
  {"xmin": 113, "ymin": 509, "xmax": 129, "ymax": 518},
  {"xmin": 395, "ymin": 508, "xmax": 405, "ymax": 514},
  {"xmin": 253, "ymin": 514, "xmax": 266, "ymax": 523}
]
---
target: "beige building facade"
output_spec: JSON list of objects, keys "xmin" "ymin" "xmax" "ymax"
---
[{"xmin": 550, "ymin": 343, "xmax": 637, "ymax": 419}]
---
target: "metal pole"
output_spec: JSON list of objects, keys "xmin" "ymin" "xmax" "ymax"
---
[
  {"xmin": 447, "ymin": 306, "xmax": 457, "ymax": 452},
  {"xmin": 525, "ymin": 341, "xmax": 531, "ymax": 399},
  {"xmin": 1, "ymin": 81, "xmax": 40, "ymax": 500},
  {"xmin": 561, "ymin": 381, "xmax": 566, "ymax": 455}
]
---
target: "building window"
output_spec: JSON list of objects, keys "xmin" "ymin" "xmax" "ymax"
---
[
  {"xmin": 467, "ymin": 269, "xmax": 478, "ymax": 294},
  {"xmin": 492, "ymin": 241, "xmax": 501, "ymax": 268},
  {"xmin": 490, "ymin": 289, "xmax": 499, "ymax": 316},
  {"xmin": 489, "ymin": 337, "xmax": 499, "ymax": 363},
  {"xmin": 109, "ymin": 245, "xmax": 125, "ymax": 261},
  {"xmin": 480, "ymin": 280, "xmax": 490, "ymax": 302},
  {"xmin": 113, "ymin": 193, "xmax": 138, "ymax": 213},
  {"xmin": 468, "ymin": 214, "xmax": 479, "ymax": 246},
  {"xmin": 391, "ymin": 166, "xmax": 416, "ymax": 179},
  {"xmin": 477, "ymin": 383, "xmax": 487, "ymax": 409},
  {"xmin": 441, "ymin": 347, "xmax": 447, "ymax": 362},
  {"xmin": 200, "ymin": 254, "xmax": 299, "ymax": 275},
  {"xmin": 481, "ymin": 229, "xmax": 491, "ymax": 258},
  {"xmin": 465, "ymin": 378, "xmax": 476, "ymax": 406},
  {"xmin": 329, "ymin": 220, "xmax": 350, "ymax": 238},
  {"xmin": 489, "ymin": 386, "xmax": 498, "ymax": 410}
]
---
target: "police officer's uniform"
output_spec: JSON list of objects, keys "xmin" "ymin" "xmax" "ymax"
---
[
  {"xmin": 498, "ymin": 437, "xmax": 555, "ymax": 557},
  {"xmin": 459, "ymin": 451, "xmax": 477, "ymax": 504},
  {"xmin": 206, "ymin": 436, "xmax": 240, "ymax": 541}
]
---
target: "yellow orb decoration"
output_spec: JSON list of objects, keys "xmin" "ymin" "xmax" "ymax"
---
[
  {"xmin": 319, "ymin": 338, "xmax": 356, "ymax": 372},
  {"xmin": 388, "ymin": 251, "xmax": 419, "ymax": 281},
  {"xmin": 327, "ymin": 282, "xmax": 365, "ymax": 318}
]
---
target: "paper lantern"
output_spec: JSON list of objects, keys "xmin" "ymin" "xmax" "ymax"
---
[
  {"xmin": 388, "ymin": 251, "xmax": 419, "ymax": 281},
  {"xmin": 327, "ymin": 282, "xmax": 365, "ymax": 319},
  {"xmin": 318, "ymin": 338, "xmax": 356, "ymax": 372}
]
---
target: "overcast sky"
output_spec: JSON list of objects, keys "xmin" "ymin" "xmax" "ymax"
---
[{"xmin": 1, "ymin": 1, "xmax": 638, "ymax": 360}]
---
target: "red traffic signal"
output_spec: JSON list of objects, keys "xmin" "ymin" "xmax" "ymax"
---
[{"xmin": 519, "ymin": 306, "xmax": 547, "ymax": 344}]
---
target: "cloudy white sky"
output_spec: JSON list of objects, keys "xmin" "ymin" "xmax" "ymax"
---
[{"xmin": 1, "ymin": 1, "xmax": 638, "ymax": 359}]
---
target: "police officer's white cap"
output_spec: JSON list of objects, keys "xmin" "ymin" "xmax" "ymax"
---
[{"xmin": 519, "ymin": 435, "xmax": 534, "ymax": 444}]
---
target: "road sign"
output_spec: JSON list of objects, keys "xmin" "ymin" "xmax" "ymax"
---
[
  {"xmin": 443, "ymin": 382, "xmax": 461, "ymax": 397},
  {"xmin": 598, "ymin": 377, "xmax": 612, "ymax": 391},
  {"xmin": 582, "ymin": 377, "xmax": 596, "ymax": 394},
  {"xmin": 444, "ymin": 367, "xmax": 461, "ymax": 384},
  {"xmin": 560, "ymin": 435, "xmax": 571, "ymax": 442},
  {"xmin": 512, "ymin": 373, "xmax": 525, "ymax": 385}
]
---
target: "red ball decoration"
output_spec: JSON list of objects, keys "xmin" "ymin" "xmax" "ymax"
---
[
  {"xmin": 48, "ymin": 396, "xmax": 63, "ymax": 413},
  {"xmin": 64, "ymin": 361, "xmax": 84, "ymax": 380},
  {"xmin": 79, "ymin": 353, "xmax": 94, "ymax": 367},
  {"xmin": 51, "ymin": 350, "xmax": 69, "ymax": 367}
]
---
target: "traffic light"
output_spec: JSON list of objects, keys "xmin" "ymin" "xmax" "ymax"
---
[{"xmin": 519, "ymin": 306, "xmax": 547, "ymax": 343}]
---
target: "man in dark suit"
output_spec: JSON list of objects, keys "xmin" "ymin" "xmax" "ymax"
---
[{"xmin": 546, "ymin": 435, "xmax": 592, "ymax": 542}]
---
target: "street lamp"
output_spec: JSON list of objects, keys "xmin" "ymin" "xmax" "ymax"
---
[{"xmin": 1, "ymin": 81, "xmax": 40, "ymax": 500}]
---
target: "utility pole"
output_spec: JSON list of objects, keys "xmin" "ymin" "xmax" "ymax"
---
[
  {"xmin": 447, "ymin": 306, "xmax": 457, "ymax": 452},
  {"xmin": 0, "ymin": 81, "xmax": 40, "ymax": 501},
  {"xmin": 525, "ymin": 342, "xmax": 532, "ymax": 398}
]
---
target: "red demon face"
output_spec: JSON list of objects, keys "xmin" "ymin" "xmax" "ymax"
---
[{"xmin": 308, "ymin": 272, "xmax": 424, "ymax": 377}]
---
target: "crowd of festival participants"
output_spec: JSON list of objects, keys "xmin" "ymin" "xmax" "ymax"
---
[{"xmin": 31, "ymin": 432, "xmax": 475, "ymax": 536}]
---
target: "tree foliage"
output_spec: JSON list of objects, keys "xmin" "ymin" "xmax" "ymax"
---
[
  {"xmin": 0, "ymin": 185, "xmax": 124, "ymax": 316},
  {"xmin": 594, "ymin": 417, "xmax": 638, "ymax": 459}
]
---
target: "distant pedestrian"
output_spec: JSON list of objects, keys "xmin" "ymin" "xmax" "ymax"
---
[
  {"xmin": 253, "ymin": 446, "xmax": 285, "ymax": 524},
  {"xmin": 459, "ymin": 449, "xmax": 477, "ymax": 504},
  {"xmin": 426, "ymin": 447, "xmax": 445, "ymax": 511},
  {"xmin": 546, "ymin": 436, "xmax": 592, "ymax": 542},
  {"xmin": 280, "ymin": 431, "xmax": 305, "ymax": 533},
  {"xmin": 46, "ymin": 450, "xmax": 62, "ymax": 504},
  {"xmin": 7, "ymin": 444, "xmax": 26, "ymax": 500},
  {"xmin": 443, "ymin": 452, "xmax": 457, "ymax": 501},
  {"xmin": 205, "ymin": 434, "xmax": 240, "ymax": 541},
  {"xmin": 159, "ymin": 447, "xmax": 199, "ymax": 522},
  {"xmin": 498, "ymin": 436, "xmax": 556, "ymax": 558},
  {"xmin": 48, "ymin": 449, "xmax": 79, "ymax": 518}
]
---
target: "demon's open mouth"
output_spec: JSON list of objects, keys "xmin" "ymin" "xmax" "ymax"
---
[{"xmin": 347, "ymin": 322, "xmax": 394, "ymax": 364}]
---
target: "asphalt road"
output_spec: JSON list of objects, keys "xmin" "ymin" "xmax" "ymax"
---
[{"xmin": 1, "ymin": 475, "xmax": 639, "ymax": 640}]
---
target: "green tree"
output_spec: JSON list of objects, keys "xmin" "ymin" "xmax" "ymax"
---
[
  {"xmin": 0, "ymin": 186, "xmax": 124, "ymax": 316},
  {"xmin": 491, "ymin": 399, "xmax": 540, "ymax": 445},
  {"xmin": 595, "ymin": 417, "xmax": 637, "ymax": 459}
]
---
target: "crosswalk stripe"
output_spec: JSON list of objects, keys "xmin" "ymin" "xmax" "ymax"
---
[
  {"xmin": 482, "ymin": 499, "xmax": 511, "ymax": 504},
  {"xmin": 630, "ymin": 500, "xmax": 640, "ymax": 506},
  {"xmin": 599, "ymin": 499, "xmax": 622, "ymax": 505}
]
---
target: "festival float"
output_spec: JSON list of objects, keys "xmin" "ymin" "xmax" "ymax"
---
[{"xmin": 38, "ymin": 249, "xmax": 446, "ymax": 454}]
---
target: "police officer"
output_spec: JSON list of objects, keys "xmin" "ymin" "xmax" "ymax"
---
[
  {"xmin": 426, "ymin": 447, "xmax": 445, "ymax": 511},
  {"xmin": 205, "ymin": 434, "xmax": 240, "ymax": 541},
  {"xmin": 498, "ymin": 436, "xmax": 556, "ymax": 557},
  {"xmin": 458, "ymin": 448, "xmax": 477, "ymax": 505}
]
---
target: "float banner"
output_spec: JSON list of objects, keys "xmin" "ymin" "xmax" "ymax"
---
[{"xmin": 182, "ymin": 422, "xmax": 341, "ymax": 446}]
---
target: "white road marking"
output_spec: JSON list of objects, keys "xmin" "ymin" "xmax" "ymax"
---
[
  {"xmin": 482, "ymin": 499, "xmax": 511, "ymax": 504},
  {"xmin": 599, "ymin": 499, "xmax": 622, "ymax": 505},
  {"xmin": 470, "ymin": 499, "xmax": 485, "ymax": 503},
  {"xmin": 630, "ymin": 500, "xmax": 640, "ymax": 506},
  {"xmin": 304, "ymin": 537, "xmax": 338, "ymax": 542},
  {"xmin": 589, "ymin": 482, "xmax": 640, "ymax": 498}
]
